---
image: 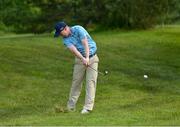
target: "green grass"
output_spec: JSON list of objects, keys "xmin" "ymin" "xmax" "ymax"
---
[{"xmin": 0, "ymin": 26, "xmax": 180, "ymax": 125}]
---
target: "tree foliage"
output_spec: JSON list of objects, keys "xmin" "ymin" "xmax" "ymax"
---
[{"xmin": 0, "ymin": 0, "xmax": 179, "ymax": 33}]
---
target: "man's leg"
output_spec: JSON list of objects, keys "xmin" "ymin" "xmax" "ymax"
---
[
  {"xmin": 67, "ymin": 60, "xmax": 86, "ymax": 110},
  {"xmin": 83, "ymin": 55, "xmax": 99, "ymax": 111}
]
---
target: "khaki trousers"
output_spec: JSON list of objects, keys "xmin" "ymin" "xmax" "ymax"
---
[{"xmin": 67, "ymin": 54, "xmax": 99, "ymax": 111}]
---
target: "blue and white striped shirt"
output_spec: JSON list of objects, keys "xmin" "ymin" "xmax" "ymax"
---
[{"xmin": 63, "ymin": 25, "xmax": 97, "ymax": 57}]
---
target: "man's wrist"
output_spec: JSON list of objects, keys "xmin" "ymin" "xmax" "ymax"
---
[
  {"xmin": 81, "ymin": 56, "xmax": 85, "ymax": 61},
  {"xmin": 86, "ymin": 54, "xmax": 89, "ymax": 58}
]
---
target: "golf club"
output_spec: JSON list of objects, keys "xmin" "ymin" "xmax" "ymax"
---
[{"xmin": 88, "ymin": 66, "xmax": 108, "ymax": 76}]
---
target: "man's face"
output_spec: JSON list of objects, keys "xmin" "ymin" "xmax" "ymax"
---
[{"xmin": 60, "ymin": 26, "xmax": 71, "ymax": 37}]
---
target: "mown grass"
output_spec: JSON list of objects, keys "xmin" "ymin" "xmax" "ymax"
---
[{"xmin": 0, "ymin": 26, "xmax": 180, "ymax": 125}]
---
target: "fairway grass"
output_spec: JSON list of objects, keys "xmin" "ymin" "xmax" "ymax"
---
[{"xmin": 0, "ymin": 26, "xmax": 179, "ymax": 125}]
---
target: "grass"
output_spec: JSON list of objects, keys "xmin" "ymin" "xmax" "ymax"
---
[{"xmin": 0, "ymin": 26, "xmax": 180, "ymax": 125}]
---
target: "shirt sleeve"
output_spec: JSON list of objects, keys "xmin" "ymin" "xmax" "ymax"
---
[
  {"xmin": 63, "ymin": 39, "xmax": 73, "ymax": 48},
  {"xmin": 78, "ymin": 27, "xmax": 87, "ymax": 40}
]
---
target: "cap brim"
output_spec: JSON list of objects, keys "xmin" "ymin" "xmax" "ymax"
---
[{"xmin": 54, "ymin": 30, "xmax": 60, "ymax": 37}]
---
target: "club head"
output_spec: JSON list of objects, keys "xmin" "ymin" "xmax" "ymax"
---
[{"xmin": 88, "ymin": 66, "xmax": 108, "ymax": 76}]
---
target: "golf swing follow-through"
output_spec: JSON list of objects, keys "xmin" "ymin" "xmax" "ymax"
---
[{"xmin": 54, "ymin": 21, "xmax": 100, "ymax": 114}]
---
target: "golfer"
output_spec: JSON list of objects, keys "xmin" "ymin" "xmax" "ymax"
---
[{"xmin": 54, "ymin": 21, "xmax": 99, "ymax": 114}]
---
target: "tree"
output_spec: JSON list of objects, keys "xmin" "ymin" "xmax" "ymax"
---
[{"xmin": 0, "ymin": 0, "xmax": 179, "ymax": 33}]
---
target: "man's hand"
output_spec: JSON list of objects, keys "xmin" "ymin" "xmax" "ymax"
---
[
  {"xmin": 68, "ymin": 45, "xmax": 90, "ymax": 66},
  {"xmin": 82, "ymin": 57, "xmax": 89, "ymax": 66},
  {"xmin": 85, "ymin": 57, "xmax": 90, "ymax": 66}
]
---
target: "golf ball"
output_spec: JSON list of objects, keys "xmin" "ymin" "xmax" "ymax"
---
[
  {"xmin": 144, "ymin": 75, "xmax": 148, "ymax": 78},
  {"xmin": 105, "ymin": 71, "xmax": 108, "ymax": 75}
]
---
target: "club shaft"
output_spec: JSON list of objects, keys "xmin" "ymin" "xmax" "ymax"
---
[{"xmin": 88, "ymin": 66, "xmax": 104, "ymax": 75}]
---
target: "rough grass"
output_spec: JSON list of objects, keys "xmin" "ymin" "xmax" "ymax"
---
[{"xmin": 0, "ymin": 26, "xmax": 179, "ymax": 125}]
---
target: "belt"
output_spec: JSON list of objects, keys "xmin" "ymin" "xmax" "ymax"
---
[{"xmin": 89, "ymin": 52, "xmax": 96, "ymax": 58}]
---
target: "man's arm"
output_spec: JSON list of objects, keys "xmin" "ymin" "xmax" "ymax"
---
[
  {"xmin": 68, "ymin": 45, "xmax": 88, "ymax": 66},
  {"xmin": 81, "ymin": 37, "xmax": 90, "ymax": 66},
  {"xmin": 81, "ymin": 37, "xmax": 89, "ymax": 59}
]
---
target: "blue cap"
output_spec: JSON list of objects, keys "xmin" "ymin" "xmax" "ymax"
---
[{"xmin": 54, "ymin": 21, "xmax": 67, "ymax": 37}]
